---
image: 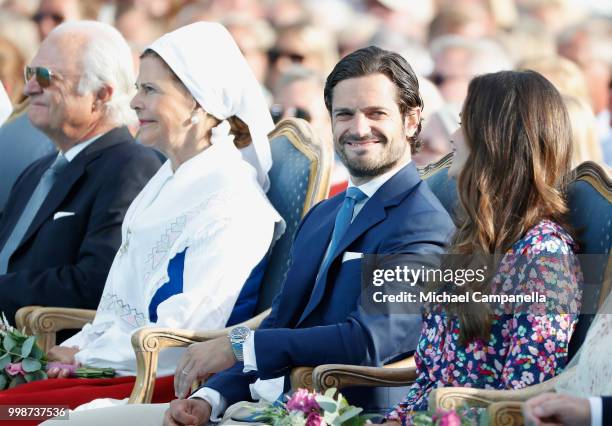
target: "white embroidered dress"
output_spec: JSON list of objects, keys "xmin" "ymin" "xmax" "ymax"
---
[
  {"xmin": 61, "ymin": 128, "xmax": 282, "ymax": 377},
  {"xmin": 555, "ymin": 292, "xmax": 612, "ymax": 397}
]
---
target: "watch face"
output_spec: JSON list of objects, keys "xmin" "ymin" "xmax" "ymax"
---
[{"xmin": 231, "ymin": 326, "xmax": 250, "ymax": 340}]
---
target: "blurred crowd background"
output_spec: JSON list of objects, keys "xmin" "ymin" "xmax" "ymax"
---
[{"xmin": 0, "ymin": 0, "xmax": 611, "ymax": 189}]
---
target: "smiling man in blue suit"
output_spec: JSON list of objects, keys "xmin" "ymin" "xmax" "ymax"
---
[{"xmin": 77, "ymin": 45, "xmax": 454, "ymax": 426}]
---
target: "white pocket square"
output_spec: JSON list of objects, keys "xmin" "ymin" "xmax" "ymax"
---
[
  {"xmin": 53, "ymin": 211, "xmax": 75, "ymax": 220},
  {"xmin": 342, "ymin": 251, "xmax": 363, "ymax": 262}
]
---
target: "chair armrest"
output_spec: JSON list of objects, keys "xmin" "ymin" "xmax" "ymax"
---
[
  {"xmin": 27, "ymin": 307, "xmax": 96, "ymax": 352},
  {"xmin": 290, "ymin": 367, "xmax": 314, "ymax": 391},
  {"xmin": 429, "ymin": 374, "xmax": 561, "ymax": 411},
  {"xmin": 487, "ymin": 401, "xmax": 524, "ymax": 426},
  {"xmin": 15, "ymin": 305, "xmax": 41, "ymax": 334},
  {"xmin": 128, "ymin": 309, "xmax": 271, "ymax": 404},
  {"xmin": 312, "ymin": 364, "xmax": 418, "ymax": 393}
]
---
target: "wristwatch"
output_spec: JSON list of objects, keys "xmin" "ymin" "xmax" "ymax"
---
[{"xmin": 228, "ymin": 325, "xmax": 251, "ymax": 362}]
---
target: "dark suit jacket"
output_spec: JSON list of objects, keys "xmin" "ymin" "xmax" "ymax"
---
[
  {"xmin": 204, "ymin": 162, "xmax": 455, "ymax": 410},
  {"xmin": 603, "ymin": 396, "xmax": 611, "ymax": 425},
  {"xmin": 0, "ymin": 126, "xmax": 163, "ymax": 323}
]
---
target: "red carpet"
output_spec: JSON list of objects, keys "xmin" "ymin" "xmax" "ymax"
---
[{"xmin": 0, "ymin": 375, "xmax": 174, "ymax": 425}]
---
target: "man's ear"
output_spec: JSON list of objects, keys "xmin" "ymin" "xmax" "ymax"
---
[
  {"xmin": 404, "ymin": 107, "xmax": 421, "ymax": 138},
  {"xmin": 93, "ymin": 85, "xmax": 113, "ymax": 111}
]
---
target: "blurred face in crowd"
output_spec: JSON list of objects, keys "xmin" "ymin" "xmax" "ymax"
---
[
  {"xmin": 559, "ymin": 31, "xmax": 611, "ymax": 115},
  {"xmin": 130, "ymin": 55, "xmax": 198, "ymax": 154},
  {"xmin": 432, "ymin": 47, "xmax": 473, "ymax": 104},
  {"xmin": 23, "ymin": 32, "xmax": 102, "ymax": 147},
  {"xmin": 331, "ymin": 73, "xmax": 417, "ymax": 183},
  {"xmin": 274, "ymin": 78, "xmax": 330, "ymax": 143},
  {"xmin": 448, "ymin": 126, "xmax": 469, "ymax": 178},
  {"xmin": 268, "ymin": 29, "xmax": 329, "ymax": 90},
  {"xmin": 33, "ymin": 0, "xmax": 81, "ymax": 41}
]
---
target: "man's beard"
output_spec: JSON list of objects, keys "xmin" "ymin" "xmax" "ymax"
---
[{"xmin": 335, "ymin": 130, "xmax": 406, "ymax": 178}]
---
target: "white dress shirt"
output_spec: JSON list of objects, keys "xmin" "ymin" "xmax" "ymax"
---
[
  {"xmin": 63, "ymin": 135, "xmax": 101, "ymax": 161},
  {"xmin": 588, "ymin": 397, "xmax": 602, "ymax": 426},
  {"xmin": 191, "ymin": 159, "xmax": 412, "ymax": 419}
]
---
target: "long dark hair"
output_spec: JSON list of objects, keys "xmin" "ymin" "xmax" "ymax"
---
[{"xmin": 450, "ymin": 70, "xmax": 573, "ymax": 343}]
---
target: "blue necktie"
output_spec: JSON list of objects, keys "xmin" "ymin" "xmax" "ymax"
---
[
  {"xmin": 0, "ymin": 154, "xmax": 68, "ymax": 273},
  {"xmin": 318, "ymin": 187, "xmax": 368, "ymax": 278}
]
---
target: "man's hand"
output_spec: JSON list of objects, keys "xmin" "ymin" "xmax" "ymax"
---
[
  {"xmin": 523, "ymin": 393, "xmax": 591, "ymax": 426},
  {"xmin": 163, "ymin": 398, "xmax": 212, "ymax": 426},
  {"xmin": 174, "ymin": 336, "xmax": 236, "ymax": 399},
  {"xmin": 46, "ymin": 346, "xmax": 80, "ymax": 378}
]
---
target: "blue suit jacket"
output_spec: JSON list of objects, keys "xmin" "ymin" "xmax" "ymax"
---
[{"xmin": 205, "ymin": 162, "xmax": 455, "ymax": 410}]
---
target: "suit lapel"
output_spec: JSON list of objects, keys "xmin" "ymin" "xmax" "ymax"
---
[
  {"xmin": 297, "ymin": 163, "xmax": 422, "ymax": 324},
  {"xmin": 17, "ymin": 127, "xmax": 131, "ymax": 250}
]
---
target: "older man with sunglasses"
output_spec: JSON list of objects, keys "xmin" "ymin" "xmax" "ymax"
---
[{"xmin": 0, "ymin": 21, "xmax": 162, "ymax": 326}]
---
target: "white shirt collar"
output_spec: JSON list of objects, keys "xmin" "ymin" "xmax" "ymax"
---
[
  {"xmin": 62, "ymin": 134, "xmax": 103, "ymax": 162},
  {"xmin": 347, "ymin": 158, "xmax": 412, "ymax": 199}
]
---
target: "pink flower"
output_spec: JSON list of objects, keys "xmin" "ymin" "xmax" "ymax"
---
[
  {"xmin": 305, "ymin": 411, "xmax": 326, "ymax": 426},
  {"xmin": 5, "ymin": 362, "xmax": 25, "ymax": 376},
  {"xmin": 286, "ymin": 389, "xmax": 320, "ymax": 414},
  {"xmin": 438, "ymin": 410, "xmax": 461, "ymax": 426}
]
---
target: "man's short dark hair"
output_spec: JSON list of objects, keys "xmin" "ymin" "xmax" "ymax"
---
[{"xmin": 324, "ymin": 46, "xmax": 424, "ymax": 152}]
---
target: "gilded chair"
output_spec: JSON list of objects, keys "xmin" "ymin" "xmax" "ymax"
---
[
  {"xmin": 418, "ymin": 153, "xmax": 457, "ymax": 218},
  {"xmin": 17, "ymin": 117, "xmax": 333, "ymax": 403},
  {"xmin": 306, "ymin": 161, "xmax": 611, "ymax": 425}
]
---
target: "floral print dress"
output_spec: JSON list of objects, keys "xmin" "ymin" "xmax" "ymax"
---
[{"xmin": 386, "ymin": 220, "xmax": 583, "ymax": 425}]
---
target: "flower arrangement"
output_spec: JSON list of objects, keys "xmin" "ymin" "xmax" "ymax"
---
[
  {"xmin": 253, "ymin": 388, "xmax": 372, "ymax": 426},
  {"xmin": 0, "ymin": 313, "xmax": 114, "ymax": 390},
  {"xmin": 0, "ymin": 313, "xmax": 47, "ymax": 389},
  {"xmin": 412, "ymin": 406, "xmax": 485, "ymax": 426}
]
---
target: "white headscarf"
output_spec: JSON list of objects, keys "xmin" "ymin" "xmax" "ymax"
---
[{"xmin": 148, "ymin": 22, "xmax": 274, "ymax": 191}]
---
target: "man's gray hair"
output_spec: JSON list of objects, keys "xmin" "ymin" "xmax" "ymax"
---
[{"xmin": 52, "ymin": 21, "xmax": 137, "ymax": 126}]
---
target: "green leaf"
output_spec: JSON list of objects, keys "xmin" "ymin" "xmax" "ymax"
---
[
  {"xmin": 315, "ymin": 397, "xmax": 337, "ymax": 413},
  {"xmin": 0, "ymin": 353, "xmax": 11, "ymax": 370},
  {"xmin": 31, "ymin": 344, "xmax": 44, "ymax": 360},
  {"xmin": 24, "ymin": 370, "xmax": 46, "ymax": 383},
  {"xmin": 8, "ymin": 374, "xmax": 25, "ymax": 388},
  {"xmin": 21, "ymin": 336, "xmax": 36, "ymax": 358},
  {"xmin": 324, "ymin": 388, "xmax": 337, "ymax": 398},
  {"xmin": 3, "ymin": 335, "xmax": 16, "ymax": 352},
  {"xmin": 0, "ymin": 374, "xmax": 7, "ymax": 390},
  {"xmin": 323, "ymin": 410, "xmax": 338, "ymax": 425},
  {"xmin": 333, "ymin": 406, "xmax": 363, "ymax": 425},
  {"xmin": 22, "ymin": 358, "xmax": 41, "ymax": 372}
]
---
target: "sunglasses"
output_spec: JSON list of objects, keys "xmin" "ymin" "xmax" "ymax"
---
[
  {"xmin": 268, "ymin": 49, "xmax": 305, "ymax": 65},
  {"xmin": 24, "ymin": 66, "xmax": 56, "ymax": 88},
  {"xmin": 270, "ymin": 104, "xmax": 312, "ymax": 124},
  {"xmin": 32, "ymin": 12, "xmax": 64, "ymax": 24}
]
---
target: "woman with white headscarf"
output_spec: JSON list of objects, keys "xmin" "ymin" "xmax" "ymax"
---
[{"xmin": 0, "ymin": 22, "xmax": 284, "ymax": 409}]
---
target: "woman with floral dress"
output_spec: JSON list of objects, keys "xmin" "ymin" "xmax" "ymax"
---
[{"xmin": 384, "ymin": 70, "xmax": 583, "ymax": 425}]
